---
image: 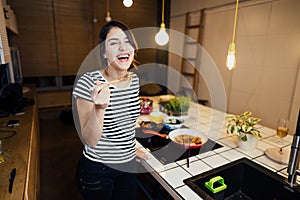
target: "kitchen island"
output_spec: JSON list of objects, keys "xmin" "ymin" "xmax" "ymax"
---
[{"xmin": 136, "ymin": 99, "xmax": 299, "ymax": 199}]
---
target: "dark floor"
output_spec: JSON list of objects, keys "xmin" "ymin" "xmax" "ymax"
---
[
  {"xmin": 39, "ymin": 109, "xmax": 149, "ymax": 200},
  {"xmin": 39, "ymin": 109, "xmax": 83, "ymax": 200}
]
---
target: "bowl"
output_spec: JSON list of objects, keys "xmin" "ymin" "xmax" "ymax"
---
[
  {"xmin": 149, "ymin": 111, "xmax": 165, "ymax": 124},
  {"xmin": 163, "ymin": 116, "xmax": 184, "ymax": 130}
]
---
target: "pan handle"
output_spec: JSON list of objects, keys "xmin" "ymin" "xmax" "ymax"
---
[{"xmin": 142, "ymin": 129, "xmax": 169, "ymax": 139}]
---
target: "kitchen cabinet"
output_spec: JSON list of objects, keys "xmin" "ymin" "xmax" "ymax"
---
[
  {"xmin": 7, "ymin": 0, "xmax": 93, "ymax": 107},
  {"xmin": 0, "ymin": 0, "xmax": 11, "ymax": 64},
  {"xmin": 137, "ymin": 169, "xmax": 174, "ymax": 200},
  {"xmin": 10, "ymin": 0, "xmax": 58, "ymax": 76},
  {"xmin": 8, "ymin": 0, "xmax": 163, "ymax": 78},
  {"xmin": 0, "ymin": 86, "xmax": 40, "ymax": 200},
  {"xmin": 37, "ymin": 89, "xmax": 72, "ymax": 109},
  {"xmin": 2, "ymin": 0, "xmax": 18, "ymax": 34},
  {"xmin": 8, "ymin": 0, "xmax": 93, "ymax": 77},
  {"xmin": 51, "ymin": 0, "xmax": 94, "ymax": 75}
]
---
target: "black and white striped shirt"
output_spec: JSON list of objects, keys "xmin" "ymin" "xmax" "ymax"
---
[{"xmin": 73, "ymin": 70, "xmax": 140, "ymax": 164}]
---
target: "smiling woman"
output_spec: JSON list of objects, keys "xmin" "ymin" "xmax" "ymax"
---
[{"xmin": 72, "ymin": 21, "xmax": 144, "ymax": 200}]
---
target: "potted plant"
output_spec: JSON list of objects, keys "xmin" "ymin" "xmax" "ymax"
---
[
  {"xmin": 164, "ymin": 96, "xmax": 190, "ymax": 116},
  {"xmin": 226, "ymin": 111, "xmax": 261, "ymax": 150}
]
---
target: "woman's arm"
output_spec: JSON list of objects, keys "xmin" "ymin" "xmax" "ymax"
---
[{"xmin": 76, "ymin": 81, "xmax": 110, "ymax": 147}]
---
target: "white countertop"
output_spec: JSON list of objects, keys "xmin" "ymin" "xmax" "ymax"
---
[{"xmin": 136, "ymin": 101, "xmax": 300, "ymax": 200}]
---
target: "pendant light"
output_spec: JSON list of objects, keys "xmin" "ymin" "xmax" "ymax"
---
[
  {"xmin": 155, "ymin": 0, "xmax": 169, "ymax": 46},
  {"xmin": 105, "ymin": 0, "xmax": 112, "ymax": 22},
  {"xmin": 226, "ymin": 0, "xmax": 239, "ymax": 70},
  {"xmin": 123, "ymin": 0, "xmax": 133, "ymax": 8}
]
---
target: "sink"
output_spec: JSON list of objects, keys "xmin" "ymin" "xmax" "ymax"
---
[{"xmin": 184, "ymin": 158, "xmax": 300, "ymax": 200}]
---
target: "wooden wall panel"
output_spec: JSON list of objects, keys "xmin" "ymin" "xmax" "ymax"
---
[
  {"xmin": 8, "ymin": 0, "xmax": 58, "ymax": 76},
  {"xmin": 7, "ymin": 0, "xmax": 93, "ymax": 76},
  {"xmin": 53, "ymin": 0, "xmax": 93, "ymax": 75},
  {"xmin": 7, "ymin": 0, "xmax": 164, "ymax": 78}
]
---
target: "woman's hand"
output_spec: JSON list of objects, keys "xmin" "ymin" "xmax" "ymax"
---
[
  {"xmin": 91, "ymin": 80, "xmax": 110, "ymax": 109},
  {"xmin": 136, "ymin": 148, "xmax": 148, "ymax": 162}
]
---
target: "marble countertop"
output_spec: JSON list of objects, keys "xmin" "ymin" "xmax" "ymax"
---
[{"xmin": 136, "ymin": 101, "xmax": 299, "ymax": 200}]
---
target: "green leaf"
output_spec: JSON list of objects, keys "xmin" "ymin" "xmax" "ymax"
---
[
  {"xmin": 226, "ymin": 114, "xmax": 236, "ymax": 120},
  {"xmin": 246, "ymin": 126, "xmax": 253, "ymax": 132},
  {"xmin": 243, "ymin": 111, "xmax": 252, "ymax": 117},
  {"xmin": 233, "ymin": 126, "xmax": 240, "ymax": 135},
  {"xmin": 251, "ymin": 129, "xmax": 262, "ymax": 138},
  {"xmin": 227, "ymin": 124, "xmax": 235, "ymax": 134},
  {"xmin": 164, "ymin": 96, "xmax": 190, "ymax": 113},
  {"xmin": 241, "ymin": 134, "xmax": 247, "ymax": 141},
  {"xmin": 242, "ymin": 124, "xmax": 247, "ymax": 132}
]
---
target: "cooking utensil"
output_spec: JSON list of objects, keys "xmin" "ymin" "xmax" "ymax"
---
[
  {"xmin": 142, "ymin": 129, "xmax": 169, "ymax": 139},
  {"xmin": 168, "ymin": 128, "xmax": 208, "ymax": 149},
  {"xmin": 106, "ymin": 73, "xmax": 134, "ymax": 85},
  {"xmin": 90, "ymin": 73, "xmax": 134, "ymax": 91}
]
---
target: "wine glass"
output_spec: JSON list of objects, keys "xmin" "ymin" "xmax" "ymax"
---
[
  {"xmin": 265, "ymin": 118, "xmax": 290, "ymax": 164},
  {"xmin": 276, "ymin": 118, "xmax": 289, "ymax": 143}
]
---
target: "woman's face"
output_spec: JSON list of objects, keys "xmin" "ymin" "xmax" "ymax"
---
[{"xmin": 104, "ymin": 27, "xmax": 134, "ymax": 72}]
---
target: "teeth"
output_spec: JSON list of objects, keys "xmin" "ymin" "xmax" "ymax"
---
[{"xmin": 117, "ymin": 54, "xmax": 129, "ymax": 59}]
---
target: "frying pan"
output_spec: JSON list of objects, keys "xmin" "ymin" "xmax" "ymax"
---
[
  {"xmin": 142, "ymin": 128, "xmax": 208, "ymax": 149},
  {"xmin": 168, "ymin": 128, "xmax": 208, "ymax": 149}
]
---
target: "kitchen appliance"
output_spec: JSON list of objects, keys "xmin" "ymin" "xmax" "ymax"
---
[{"xmin": 136, "ymin": 123, "xmax": 223, "ymax": 165}]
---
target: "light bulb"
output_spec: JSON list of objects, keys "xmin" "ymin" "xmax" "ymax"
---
[
  {"xmin": 105, "ymin": 11, "xmax": 111, "ymax": 22},
  {"xmin": 155, "ymin": 23, "xmax": 169, "ymax": 46},
  {"xmin": 226, "ymin": 43, "xmax": 236, "ymax": 70},
  {"xmin": 92, "ymin": 17, "xmax": 98, "ymax": 23},
  {"xmin": 123, "ymin": 0, "xmax": 133, "ymax": 7},
  {"xmin": 105, "ymin": 16, "xmax": 111, "ymax": 22}
]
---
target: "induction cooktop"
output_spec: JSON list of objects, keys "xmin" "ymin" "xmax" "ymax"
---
[{"xmin": 135, "ymin": 122, "xmax": 223, "ymax": 165}]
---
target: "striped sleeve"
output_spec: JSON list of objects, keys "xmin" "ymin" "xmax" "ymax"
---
[{"xmin": 73, "ymin": 72, "xmax": 98, "ymax": 102}]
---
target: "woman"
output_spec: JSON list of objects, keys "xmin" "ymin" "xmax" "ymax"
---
[{"xmin": 73, "ymin": 21, "xmax": 146, "ymax": 200}]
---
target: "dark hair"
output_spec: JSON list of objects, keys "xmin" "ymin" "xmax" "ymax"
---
[{"xmin": 99, "ymin": 21, "xmax": 138, "ymax": 68}]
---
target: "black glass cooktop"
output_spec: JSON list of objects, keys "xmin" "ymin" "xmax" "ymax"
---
[{"xmin": 135, "ymin": 122, "xmax": 223, "ymax": 165}]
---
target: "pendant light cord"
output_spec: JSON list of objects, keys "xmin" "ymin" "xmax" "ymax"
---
[
  {"xmin": 107, "ymin": 0, "xmax": 110, "ymax": 15},
  {"xmin": 162, "ymin": 0, "xmax": 165, "ymax": 24},
  {"xmin": 232, "ymin": 0, "xmax": 239, "ymax": 43}
]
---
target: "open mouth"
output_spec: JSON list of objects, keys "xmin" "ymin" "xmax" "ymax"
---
[{"xmin": 117, "ymin": 53, "xmax": 130, "ymax": 62}]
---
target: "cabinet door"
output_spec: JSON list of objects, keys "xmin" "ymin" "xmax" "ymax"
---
[
  {"xmin": 10, "ymin": 0, "xmax": 58, "ymax": 76},
  {"xmin": 54, "ymin": 0, "xmax": 93, "ymax": 75},
  {"xmin": 9, "ymin": 0, "xmax": 93, "ymax": 76},
  {"xmin": 3, "ymin": 0, "xmax": 19, "ymax": 34},
  {"xmin": 0, "ymin": 0, "xmax": 11, "ymax": 64}
]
